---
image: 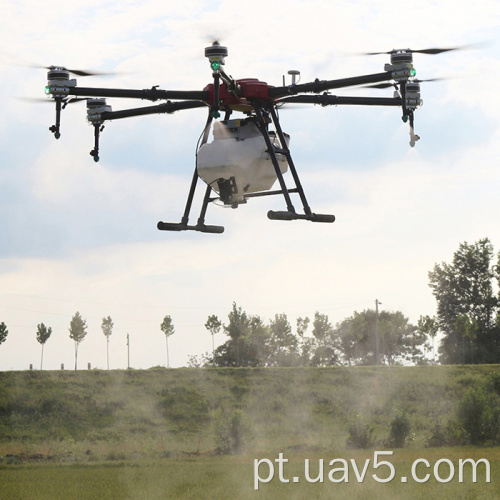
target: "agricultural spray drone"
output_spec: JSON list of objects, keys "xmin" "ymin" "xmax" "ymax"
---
[{"xmin": 42, "ymin": 42, "xmax": 460, "ymax": 234}]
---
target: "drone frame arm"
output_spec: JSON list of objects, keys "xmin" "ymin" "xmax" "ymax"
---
[
  {"xmin": 278, "ymin": 94, "xmax": 402, "ymax": 107},
  {"xmin": 269, "ymin": 70, "xmax": 405, "ymax": 98},
  {"xmin": 96, "ymin": 100, "xmax": 208, "ymax": 122},
  {"xmin": 55, "ymin": 85, "xmax": 209, "ymax": 102}
]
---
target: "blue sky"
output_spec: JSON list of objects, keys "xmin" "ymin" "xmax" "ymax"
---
[{"xmin": 0, "ymin": 0, "xmax": 499, "ymax": 369}]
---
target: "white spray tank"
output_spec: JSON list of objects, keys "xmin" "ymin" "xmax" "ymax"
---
[{"xmin": 196, "ymin": 118, "xmax": 289, "ymax": 205}]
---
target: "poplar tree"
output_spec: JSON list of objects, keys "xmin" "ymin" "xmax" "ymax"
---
[
  {"xmin": 101, "ymin": 316, "xmax": 114, "ymax": 370},
  {"xmin": 36, "ymin": 323, "xmax": 52, "ymax": 369},
  {"xmin": 160, "ymin": 315, "xmax": 175, "ymax": 368},
  {"xmin": 69, "ymin": 312, "xmax": 87, "ymax": 370}
]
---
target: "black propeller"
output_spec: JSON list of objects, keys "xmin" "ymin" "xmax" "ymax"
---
[
  {"xmin": 18, "ymin": 96, "xmax": 89, "ymax": 106},
  {"xmin": 364, "ymin": 44, "xmax": 476, "ymax": 56},
  {"xmin": 361, "ymin": 78, "xmax": 444, "ymax": 90},
  {"xmin": 35, "ymin": 64, "xmax": 117, "ymax": 77}
]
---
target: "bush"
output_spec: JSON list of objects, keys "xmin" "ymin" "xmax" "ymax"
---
[
  {"xmin": 489, "ymin": 372, "xmax": 500, "ymax": 395},
  {"xmin": 388, "ymin": 410, "xmax": 411, "ymax": 448},
  {"xmin": 426, "ymin": 422, "xmax": 450, "ymax": 447},
  {"xmin": 346, "ymin": 416, "xmax": 374, "ymax": 449},
  {"xmin": 457, "ymin": 387, "xmax": 499, "ymax": 445},
  {"xmin": 213, "ymin": 408, "xmax": 249, "ymax": 454}
]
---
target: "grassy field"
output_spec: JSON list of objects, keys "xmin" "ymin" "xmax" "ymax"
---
[
  {"xmin": 0, "ymin": 448, "xmax": 498, "ymax": 499},
  {"xmin": 0, "ymin": 366, "xmax": 499, "ymax": 498}
]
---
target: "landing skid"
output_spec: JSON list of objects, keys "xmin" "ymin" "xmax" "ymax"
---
[
  {"xmin": 267, "ymin": 211, "xmax": 336, "ymax": 223},
  {"xmin": 157, "ymin": 222, "xmax": 224, "ymax": 234}
]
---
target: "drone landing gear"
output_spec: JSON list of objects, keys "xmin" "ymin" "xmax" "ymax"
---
[
  {"xmin": 157, "ymin": 102, "xmax": 335, "ymax": 234},
  {"xmin": 252, "ymin": 102, "xmax": 336, "ymax": 225},
  {"xmin": 267, "ymin": 211, "xmax": 336, "ymax": 222},
  {"xmin": 157, "ymin": 170, "xmax": 225, "ymax": 234}
]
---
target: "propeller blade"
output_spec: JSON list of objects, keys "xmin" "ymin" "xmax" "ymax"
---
[
  {"xmin": 50, "ymin": 66, "xmax": 116, "ymax": 77},
  {"xmin": 364, "ymin": 51, "xmax": 392, "ymax": 56},
  {"xmin": 410, "ymin": 47, "xmax": 463, "ymax": 55},
  {"xmin": 17, "ymin": 96, "xmax": 89, "ymax": 105},
  {"xmin": 28, "ymin": 64, "xmax": 119, "ymax": 77},
  {"xmin": 413, "ymin": 78, "xmax": 444, "ymax": 83},
  {"xmin": 364, "ymin": 43, "xmax": 479, "ymax": 56},
  {"xmin": 362, "ymin": 82, "xmax": 396, "ymax": 89},
  {"xmin": 17, "ymin": 97, "xmax": 54, "ymax": 103},
  {"xmin": 360, "ymin": 77, "xmax": 445, "ymax": 90}
]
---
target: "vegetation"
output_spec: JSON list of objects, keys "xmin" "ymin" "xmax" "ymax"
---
[
  {"xmin": 0, "ymin": 366, "xmax": 498, "ymax": 498},
  {"xmin": 205, "ymin": 315, "xmax": 222, "ymax": 362},
  {"xmin": 0, "ymin": 365, "xmax": 499, "ymax": 459},
  {"xmin": 101, "ymin": 316, "xmax": 114, "ymax": 370},
  {"xmin": 207, "ymin": 304, "xmax": 427, "ymax": 368},
  {"xmin": 0, "ymin": 448, "xmax": 497, "ymax": 500},
  {"xmin": 0, "ymin": 322, "xmax": 8, "ymax": 347},
  {"xmin": 160, "ymin": 315, "xmax": 175, "ymax": 368},
  {"xmin": 69, "ymin": 312, "xmax": 87, "ymax": 370},
  {"xmin": 36, "ymin": 323, "xmax": 52, "ymax": 370},
  {"xmin": 426, "ymin": 238, "xmax": 500, "ymax": 364},
  {"xmin": 3, "ymin": 239, "xmax": 500, "ymax": 371}
]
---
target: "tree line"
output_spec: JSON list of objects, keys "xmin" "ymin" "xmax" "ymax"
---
[
  {"xmin": 199, "ymin": 238, "xmax": 500, "ymax": 367},
  {"xmin": 1, "ymin": 238, "xmax": 500, "ymax": 368},
  {"xmin": 193, "ymin": 304, "xmax": 427, "ymax": 368},
  {"xmin": 0, "ymin": 312, "xmax": 175, "ymax": 370}
]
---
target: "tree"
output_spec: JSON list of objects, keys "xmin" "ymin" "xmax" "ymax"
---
[
  {"xmin": 101, "ymin": 316, "xmax": 114, "ymax": 370},
  {"xmin": 160, "ymin": 315, "xmax": 175, "ymax": 368},
  {"xmin": 36, "ymin": 323, "xmax": 52, "ymax": 370},
  {"xmin": 69, "ymin": 312, "xmax": 87, "ymax": 370},
  {"xmin": 296, "ymin": 316, "xmax": 314, "ymax": 365},
  {"xmin": 0, "ymin": 322, "xmax": 8, "ymax": 348},
  {"xmin": 268, "ymin": 314, "xmax": 300, "ymax": 366},
  {"xmin": 418, "ymin": 315, "xmax": 438, "ymax": 363},
  {"xmin": 334, "ymin": 309, "xmax": 424, "ymax": 365},
  {"xmin": 311, "ymin": 312, "xmax": 341, "ymax": 366},
  {"xmin": 224, "ymin": 303, "xmax": 251, "ymax": 366},
  {"xmin": 211, "ymin": 303, "xmax": 272, "ymax": 367},
  {"xmin": 428, "ymin": 238, "xmax": 500, "ymax": 364},
  {"xmin": 205, "ymin": 315, "xmax": 221, "ymax": 363}
]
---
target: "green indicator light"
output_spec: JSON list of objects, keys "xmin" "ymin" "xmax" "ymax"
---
[
  {"xmin": 44, "ymin": 86, "xmax": 51, "ymax": 94},
  {"xmin": 211, "ymin": 61, "xmax": 221, "ymax": 71},
  {"xmin": 409, "ymin": 68, "xmax": 417, "ymax": 77}
]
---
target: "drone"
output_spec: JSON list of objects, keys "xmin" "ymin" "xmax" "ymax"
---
[{"xmin": 42, "ymin": 42, "xmax": 459, "ymax": 234}]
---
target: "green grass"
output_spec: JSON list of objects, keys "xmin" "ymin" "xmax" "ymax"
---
[
  {"xmin": 0, "ymin": 365, "xmax": 500, "ymax": 459},
  {"xmin": 0, "ymin": 366, "xmax": 500, "ymax": 498},
  {"xmin": 0, "ymin": 448, "xmax": 498, "ymax": 499}
]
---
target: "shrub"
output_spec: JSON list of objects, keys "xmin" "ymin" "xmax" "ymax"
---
[
  {"xmin": 457, "ymin": 387, "xmax": 499, "ymax": 445},
  {"xmin": 388, "ymin": 410, "xmax": 411, "ymax": 448},
  {"xmin": 426, "ymin": 422, "xmax": 448, "ymax": 447},
  {"xmin": 346, "ymin": 416, "xmax": 374, "ymax": 449},
  {"xmin": 213, "ymin": 408, "xmax": 249, "ymax": 454},
  {"xmin": 489, "ymin": 372, "xmax": 500, "ymax": 395}
]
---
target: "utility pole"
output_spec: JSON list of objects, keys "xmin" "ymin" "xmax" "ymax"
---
[
  {"xmin": 127, "ymin": 333, "xmax": 130, "ymax": 369},
  {"xmin": 375, "ymin": 299, "xmax": 381, "ymax": 365}
]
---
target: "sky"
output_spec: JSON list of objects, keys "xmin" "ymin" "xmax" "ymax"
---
[{"xmin": 0, "ymin": 0, "xmax": 499, "ymax": 370}]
